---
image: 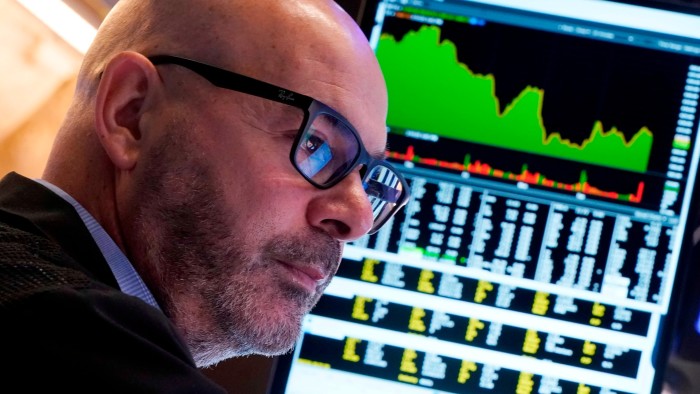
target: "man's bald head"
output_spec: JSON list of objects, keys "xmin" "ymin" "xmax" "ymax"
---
[
  {"xmin": 50, "ymin": 0, "xmax": 387, "ymax": 183},
  {"xmin": 77, "ymin": 0, "xmax": 235, "ymax": 96},
  {"xmin": 77, "ymin": 0, "xmax": 381, "ymax": 100}
]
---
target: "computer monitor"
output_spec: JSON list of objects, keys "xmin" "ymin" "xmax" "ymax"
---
[{"xmin": 269, "ymin": 1, "xmax": 700, "ymax": 393}]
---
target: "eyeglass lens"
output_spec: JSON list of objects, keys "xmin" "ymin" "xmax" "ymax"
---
[
  {"xmin": 365, "ymin": 163, "xmax": 405, "ymax": 232},
  {"xmin": 292, "ymin": 112, "xmax": 405, "ymax": 232},
  {"xmin": 294, "ymin": 113, "xmax": 359, "ymax": 184}
]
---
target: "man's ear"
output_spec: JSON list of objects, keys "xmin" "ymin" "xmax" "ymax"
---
[{"xmin": 94, "ymin": 51, "xmax": 160, "ymax": 170}]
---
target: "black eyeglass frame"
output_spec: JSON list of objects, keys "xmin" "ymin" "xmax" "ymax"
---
[{"xmin": 147, "ymin": 54, "xmax": 410, "ymax": 232}]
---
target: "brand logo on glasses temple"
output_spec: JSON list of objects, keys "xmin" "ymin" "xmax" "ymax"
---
[{"xmin": 278, "ymin": 90, "xmax": 295, "ymax": 102}]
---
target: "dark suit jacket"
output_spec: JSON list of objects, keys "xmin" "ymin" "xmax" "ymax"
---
[{"xmin": 0, "ymin": 172, "xmax": 226, "ymax": 393}]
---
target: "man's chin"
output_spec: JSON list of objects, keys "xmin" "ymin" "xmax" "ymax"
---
[
  {"xmin": 239, "ymin": 322, "xmax": 302, "ymax": 357},
  {"xmin": 249, "ymin": 341, "xmax": 297, "ymax": 357},
  {"xmin": 188, "ymin": 321, "xmax": 301, "ymax": 366},
  {"xmin": 242, "ymin": 301, "xmax": 306, "ymax": 355}
]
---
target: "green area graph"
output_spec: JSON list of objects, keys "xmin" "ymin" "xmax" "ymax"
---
[{"xmin": 376, "ymin": 25, "xmax": 654, "ymax": 173}]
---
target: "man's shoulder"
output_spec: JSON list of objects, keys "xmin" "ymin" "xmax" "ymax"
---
[
  {"xmin": 0, "ymin": 219, "xmax": 155, "ymax": 324},
  {"xmin": 0, "ymin": 221, "xmax": 226, "ymax": 392},
  {"xmin": 0, "ymin": 220, "xmax": 95, "ymax": 306}
]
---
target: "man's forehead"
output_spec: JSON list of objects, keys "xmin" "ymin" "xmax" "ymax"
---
[{"xmin": 201, "ymin": 0, "xmax": 388, "ymax": 156}]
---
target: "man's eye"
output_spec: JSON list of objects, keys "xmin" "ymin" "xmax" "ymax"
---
[
  {"xmin": 304, "ymin": 135, "xmax": 326, "ymax": 153},
  {"xmin": 296, "ymin": 133, "xmax": 334, "ymax": 178}
]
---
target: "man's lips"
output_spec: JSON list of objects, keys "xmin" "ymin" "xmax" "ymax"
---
[{"xmin": 279, "ymin": 261, "xmax": 327, "ymax": 292}]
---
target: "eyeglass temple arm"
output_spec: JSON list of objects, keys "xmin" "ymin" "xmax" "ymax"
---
[{"xmin": 148, "ymin": 55, "xmax": 314, "ymax": 108}]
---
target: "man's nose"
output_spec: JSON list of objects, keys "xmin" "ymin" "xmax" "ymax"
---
[{"xmin": 306, "ymin": 170, "xmax": 374, "ymax": 241}]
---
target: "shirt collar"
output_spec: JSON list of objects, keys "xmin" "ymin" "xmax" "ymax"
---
[{"xmin": 34, "ymin": 179, "xmax": 162, "ymax": 311}]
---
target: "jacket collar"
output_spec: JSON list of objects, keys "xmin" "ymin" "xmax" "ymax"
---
[{"xmin": 0, "ymin": 172, "xmax": 117, "ymax": 287}]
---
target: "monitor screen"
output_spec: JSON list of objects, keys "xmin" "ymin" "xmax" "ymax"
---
[{"xmin": 269, "ymin": 1, "xmax": 700, "ymax": 393}]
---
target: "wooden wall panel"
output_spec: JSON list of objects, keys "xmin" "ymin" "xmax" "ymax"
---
[{"xmin": 0, "ymin": 0, "xmax": 81, "ymax": 178}]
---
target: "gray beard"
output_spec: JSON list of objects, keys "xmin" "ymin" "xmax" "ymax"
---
[{"xmin": 129, "ymin": 126, "xmax": 340, "ymax": 367}]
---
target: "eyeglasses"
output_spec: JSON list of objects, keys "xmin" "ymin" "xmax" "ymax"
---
[{"xmin": 148, "ymin": 55, "xmax": 410, "ymax": 234}]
